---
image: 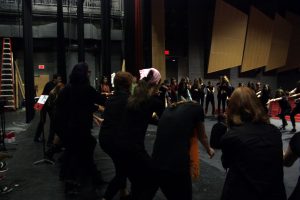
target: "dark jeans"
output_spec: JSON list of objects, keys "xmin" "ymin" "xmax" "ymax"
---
[
  {"xmin": 99, "ymin": 137, "xmax": 127, "ymax": 200},
  {"xmin": 290, "ymin": 104, "xmax": 300, "ymax": 128}
]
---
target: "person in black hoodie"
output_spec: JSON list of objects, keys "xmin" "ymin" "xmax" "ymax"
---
[
  {"xmin": 116, "ymin": 68, "xmax": 165, "ymax": 200},
  {"xmin": 220, "ymin": 87, "xmax": 286, "ymax": 200},
  {"xmin": 55, "ymin": 63, "xmax": 104, "ymax": 195},
  {"xmin": 284, "ymin": 132, "xmax": 300, "ymax": 200},
  {"xmin": 99, "ymin": 71, "xmax": 133, "ymax": 200}
]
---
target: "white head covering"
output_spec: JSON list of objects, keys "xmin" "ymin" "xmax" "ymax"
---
[{"xmin": 139, "ymin": 68, "xmax": 161, "ymax": 85}]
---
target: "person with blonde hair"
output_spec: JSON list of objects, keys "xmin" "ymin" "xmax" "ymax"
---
[{"xmin": 220, "ymin": 87, "xmax": 286, "ymax": 200}]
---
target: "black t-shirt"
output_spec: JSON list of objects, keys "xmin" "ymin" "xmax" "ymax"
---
[
  {"xmin": 42, "ymin": 81, "xmax": 56, "ymax": 95},
  {"xmin": 290, "ymin": 132, "xmax": 300, "ymax": 157},
  {"xmin": 152, "ymin": 102, "xmax": 204, "ymax": 172},
  {"xmin": 117, "ymin": 95, "xmax": 165, "ymax": 153},
  {"xmin": 279, "ymin": 96, "xmax": 291, "ymax": 111},
  {"xmin": 99, "ymin": 91, "xmax": 130, "ymax": 141},
  {"xmin": 206, "ymin": 85, "xmax": 214, "ymax": 97}
]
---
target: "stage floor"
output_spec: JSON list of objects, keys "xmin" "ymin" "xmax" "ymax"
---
[{"xmin": 0, "ymin": 110, "xmax": 299, "ymax": 200}]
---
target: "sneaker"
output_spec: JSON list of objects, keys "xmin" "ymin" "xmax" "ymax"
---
[
  {"xmin": 0, "ymin": 161, "xmax": 7, "ymax": 173},
  {"xmin": 291, "ymin": 128, "xmax": 297, "ymax": 133},
  {"xmin": 279, "ymin": 126, "xmax": 286, "ymax": 130},
  {"xmin": 0, "ymin": 186, "xmax": 13, "ymax": 194}
]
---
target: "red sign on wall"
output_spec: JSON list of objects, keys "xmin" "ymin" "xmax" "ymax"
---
[{"xmin": 38, "ymin": 65, "xmax": 45, "ymax": 69}]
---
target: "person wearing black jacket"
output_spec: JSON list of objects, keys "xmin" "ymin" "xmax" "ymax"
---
[
  {"xmin": 99, "ymin": 71, "xmax": 133, "ymax": 200},
  {"xmin": 115, "ymin": 68, "xmax": 165, "ymax": 200},
  {"xmin": 55, "ymin": 63, "xmax": 104, "ymax": 195},
  {"xmin": 220, "ymin": 87, "xmax": 286, "ymax": 200}
]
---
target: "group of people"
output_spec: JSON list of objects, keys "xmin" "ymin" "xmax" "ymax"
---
[
  {"xmin": 159, "ymin": 75, "xmax": 234, "ymax": 116},
  {"xmin": 267, "ymin": 81, "xmax": 300, "ymax": 132},
  {"xmin": 33, "ymin": 63, "xmax": 300, "ymax": 200}
]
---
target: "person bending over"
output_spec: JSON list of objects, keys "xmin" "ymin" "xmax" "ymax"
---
[{"xmin": 151, "ymin": 101, "xmax": 214, "ymax": 200}]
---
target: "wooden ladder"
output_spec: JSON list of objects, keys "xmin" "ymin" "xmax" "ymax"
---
[{"xmin": 0, "ymin": 38, "xmax": 16, "ymax": 110}]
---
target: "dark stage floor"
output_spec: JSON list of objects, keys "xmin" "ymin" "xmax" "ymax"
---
[{"xmin": 0, "ymin": 109, "xmax": 299, "ymax": 200}]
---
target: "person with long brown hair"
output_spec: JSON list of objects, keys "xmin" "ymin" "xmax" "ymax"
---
[{"xmin": 220, "ymin": 87, "xmax": 286, "ymax": 200}]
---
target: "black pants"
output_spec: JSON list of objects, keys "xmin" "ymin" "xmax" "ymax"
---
[
  {"xmin": 290, "ymin": 104, "xmax": 300, "ymax": 128},
  {"xmin": 121, "ymin": 150, "xmax": 157, "ymax": 200},
  {"xmin": 279, "ymin": 109, "xmax": 291, "ymax": 127},
  {"xmin": 159, "ymin": 170, "xmax": 192, "ymax": 200},
  {"xmin": 99, "ymin": 137, "xmax": 127, "ymax": 200},
  {"xmin": 220, "ymin": 95, "xmax": 227, "ymax": 113},
  {"xmin": 61, "ymin": 133, "xmax": 97, "ymax": 183},
  {"xmin": 200, "ymin": 94, "xmax": 205, "ymax": 108},
  {"xmin": 205, "ymin": 96, "xmax": 215, "ymax": 115},
  {"xmin": 147, "ymin": 170, "xmax": 192, "ymax": 200}
]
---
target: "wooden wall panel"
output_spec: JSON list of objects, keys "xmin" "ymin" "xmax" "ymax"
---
[
  {"xmin": 208, "ymin": 0, "xmax": 248, "ymax": 73},
  {"xmin": 241, "ymin": 7, "xmax": 273, "ymax": 72},
  {"xmin": 266, "ymin": 14, "xmax": 292, "ymax": 71},
  {"xmin": 34, "ymin": 75, "xmax": 49, "ymax": 97},
  {"xmin": 152, "ymin": 0, "xmax": 166, "ymax": 80},
  {"xmin": 281, "ymin": 12, "xmax": 300, "ymax": 72}
]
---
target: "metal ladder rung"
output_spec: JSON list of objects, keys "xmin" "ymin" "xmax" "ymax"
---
[
  {"xmin": 1, "ymin": 74, "xmax": 12, "ymax": 76},
  {"xmin": 1, "ymin": 89, "xmax": 13, "ymax": 92},
  {"xmin": 3, "ymin": 48, "xmax": 10, "ymax": 50},
  {"xmin": 4, "ymin": 106, "xmax": 15, "ymax": 109},
  {"xmin": 3, "ymin": 58, "xmax": 11, "ymax": 60},
  {"xmin": 0, "ymin": 95, "xmax": 14, "ymax": 97},
  {"xmin": 3, "ymin": 53, "xmax": 11, "ymax": 55},
  {"xmin": 1, "ymin": 84, "xmax": 13, "ymax": 86},
  {"xmin": 2, "ymin": 63, "xmax": 12, "ymax": 65},
  {"xmin": 1, "ymin": 79, "xmax": 13, "ymax": 81}
]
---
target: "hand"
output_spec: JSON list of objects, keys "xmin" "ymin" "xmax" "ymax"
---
[
  {"xmin": 98, "ymin": 105, "xmax": 105, "ymax": 112},
  {"xmin": 207, "ymin": 147, "xmax": 215, "ymax": 159},
  {"xmin": 93, "ymin": 114, "xmax": 104, "ymax": 126}
]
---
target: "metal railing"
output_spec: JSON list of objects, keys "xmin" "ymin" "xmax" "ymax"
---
[{"xmin": 0, "ymin": 0, "xmax": 124, "ymax": 16}]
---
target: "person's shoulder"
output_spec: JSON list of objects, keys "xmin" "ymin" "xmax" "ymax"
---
[{"xmin": 185, "ymin": 101, "xmax": 202, "ymax": 109}]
